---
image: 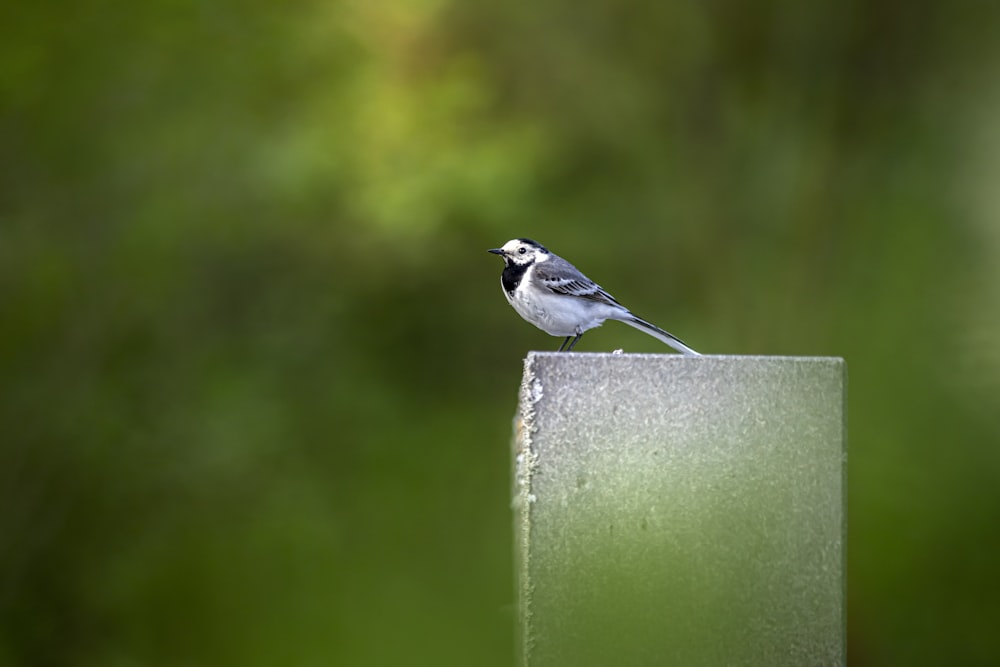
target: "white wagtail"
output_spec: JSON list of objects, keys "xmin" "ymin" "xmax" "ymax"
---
[{"xmin": 488, "ymin": 238, "xmax": 700, "ymax": 354}]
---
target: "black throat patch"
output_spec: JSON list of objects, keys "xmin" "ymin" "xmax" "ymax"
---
[{"xmin": 501, "ymin": 260, "xmax": 530, "ymax": 295}]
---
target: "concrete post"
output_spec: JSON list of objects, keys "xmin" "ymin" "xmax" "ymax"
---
[{"xmin": 513, "ymin": 353, "xmax": 846, "ymax": 666}]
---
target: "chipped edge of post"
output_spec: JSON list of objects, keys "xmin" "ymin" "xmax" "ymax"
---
[{"xmin": 514, "ymin": 352, "xmax": 542, "ymax": 665}]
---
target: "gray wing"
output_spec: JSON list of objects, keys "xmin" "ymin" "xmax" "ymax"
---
[{"xmin": 533, "ymin": 256, "xmax": 622, "ymax": 307}]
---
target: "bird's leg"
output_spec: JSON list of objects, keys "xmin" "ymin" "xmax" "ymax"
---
[
  {"xmin": 557, "ymin": 336, "xmax": 572, "ymax": 352},
  {"xmin": 565, "ymin": 333, "xmax": 583, "ymax": 351}
]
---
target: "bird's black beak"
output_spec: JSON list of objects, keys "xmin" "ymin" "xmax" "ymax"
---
[{"xmin": 487, "ymin": 248, "xmax": 504, "ymax": 256}]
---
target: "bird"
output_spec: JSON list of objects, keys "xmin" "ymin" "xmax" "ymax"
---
[{"xmin": 488, "ymin": 238, "xmax": 700, "ymax": 354}]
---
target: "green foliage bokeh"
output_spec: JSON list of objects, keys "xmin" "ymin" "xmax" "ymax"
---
[{"xmin": 3, "ymin": 0, "xmax": 1000, "ymax": 665}]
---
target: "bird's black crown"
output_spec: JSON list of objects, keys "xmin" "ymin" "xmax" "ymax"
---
[{"xmin": 516, "ymin": 238, "xmax": 548, "ymax": 253}]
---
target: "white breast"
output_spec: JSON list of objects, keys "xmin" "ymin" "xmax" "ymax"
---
[{"xmin": 508, "ymin": 265, "xmax": 622, "ymax": 337}]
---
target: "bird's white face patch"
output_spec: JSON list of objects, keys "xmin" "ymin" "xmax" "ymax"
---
[{"xmin": 501, "ymin": 239, "xmax": 548, "ymax": 265}]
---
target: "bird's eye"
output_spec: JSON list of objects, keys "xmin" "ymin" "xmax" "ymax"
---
[{"xmin": 518, "ymin": 247, "xmax": 527, "ymax": 254}]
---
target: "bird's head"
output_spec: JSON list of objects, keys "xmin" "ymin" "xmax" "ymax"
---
[{"xmin": 487, "ymin": 238, "xmax": 550, "ymax": 267}]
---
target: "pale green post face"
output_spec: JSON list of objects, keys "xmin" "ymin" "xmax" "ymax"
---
[{"xmin": 514, "ymin": 353, "xmax": 846, "ymax": 667}]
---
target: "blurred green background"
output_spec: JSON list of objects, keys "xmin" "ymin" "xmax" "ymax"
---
[{"xmin": 2, "ymin": 0, "xmax": 1000, "ymax": 665}]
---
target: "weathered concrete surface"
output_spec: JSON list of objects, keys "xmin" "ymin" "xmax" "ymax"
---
[{"xmin": 514, "ymin": 353, "xmax": 846, "ymax": 667}]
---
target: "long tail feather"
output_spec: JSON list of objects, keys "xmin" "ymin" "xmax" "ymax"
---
[{"xmin": 619, "ymin": 314, "xmax": 700, "ymax": 355}]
